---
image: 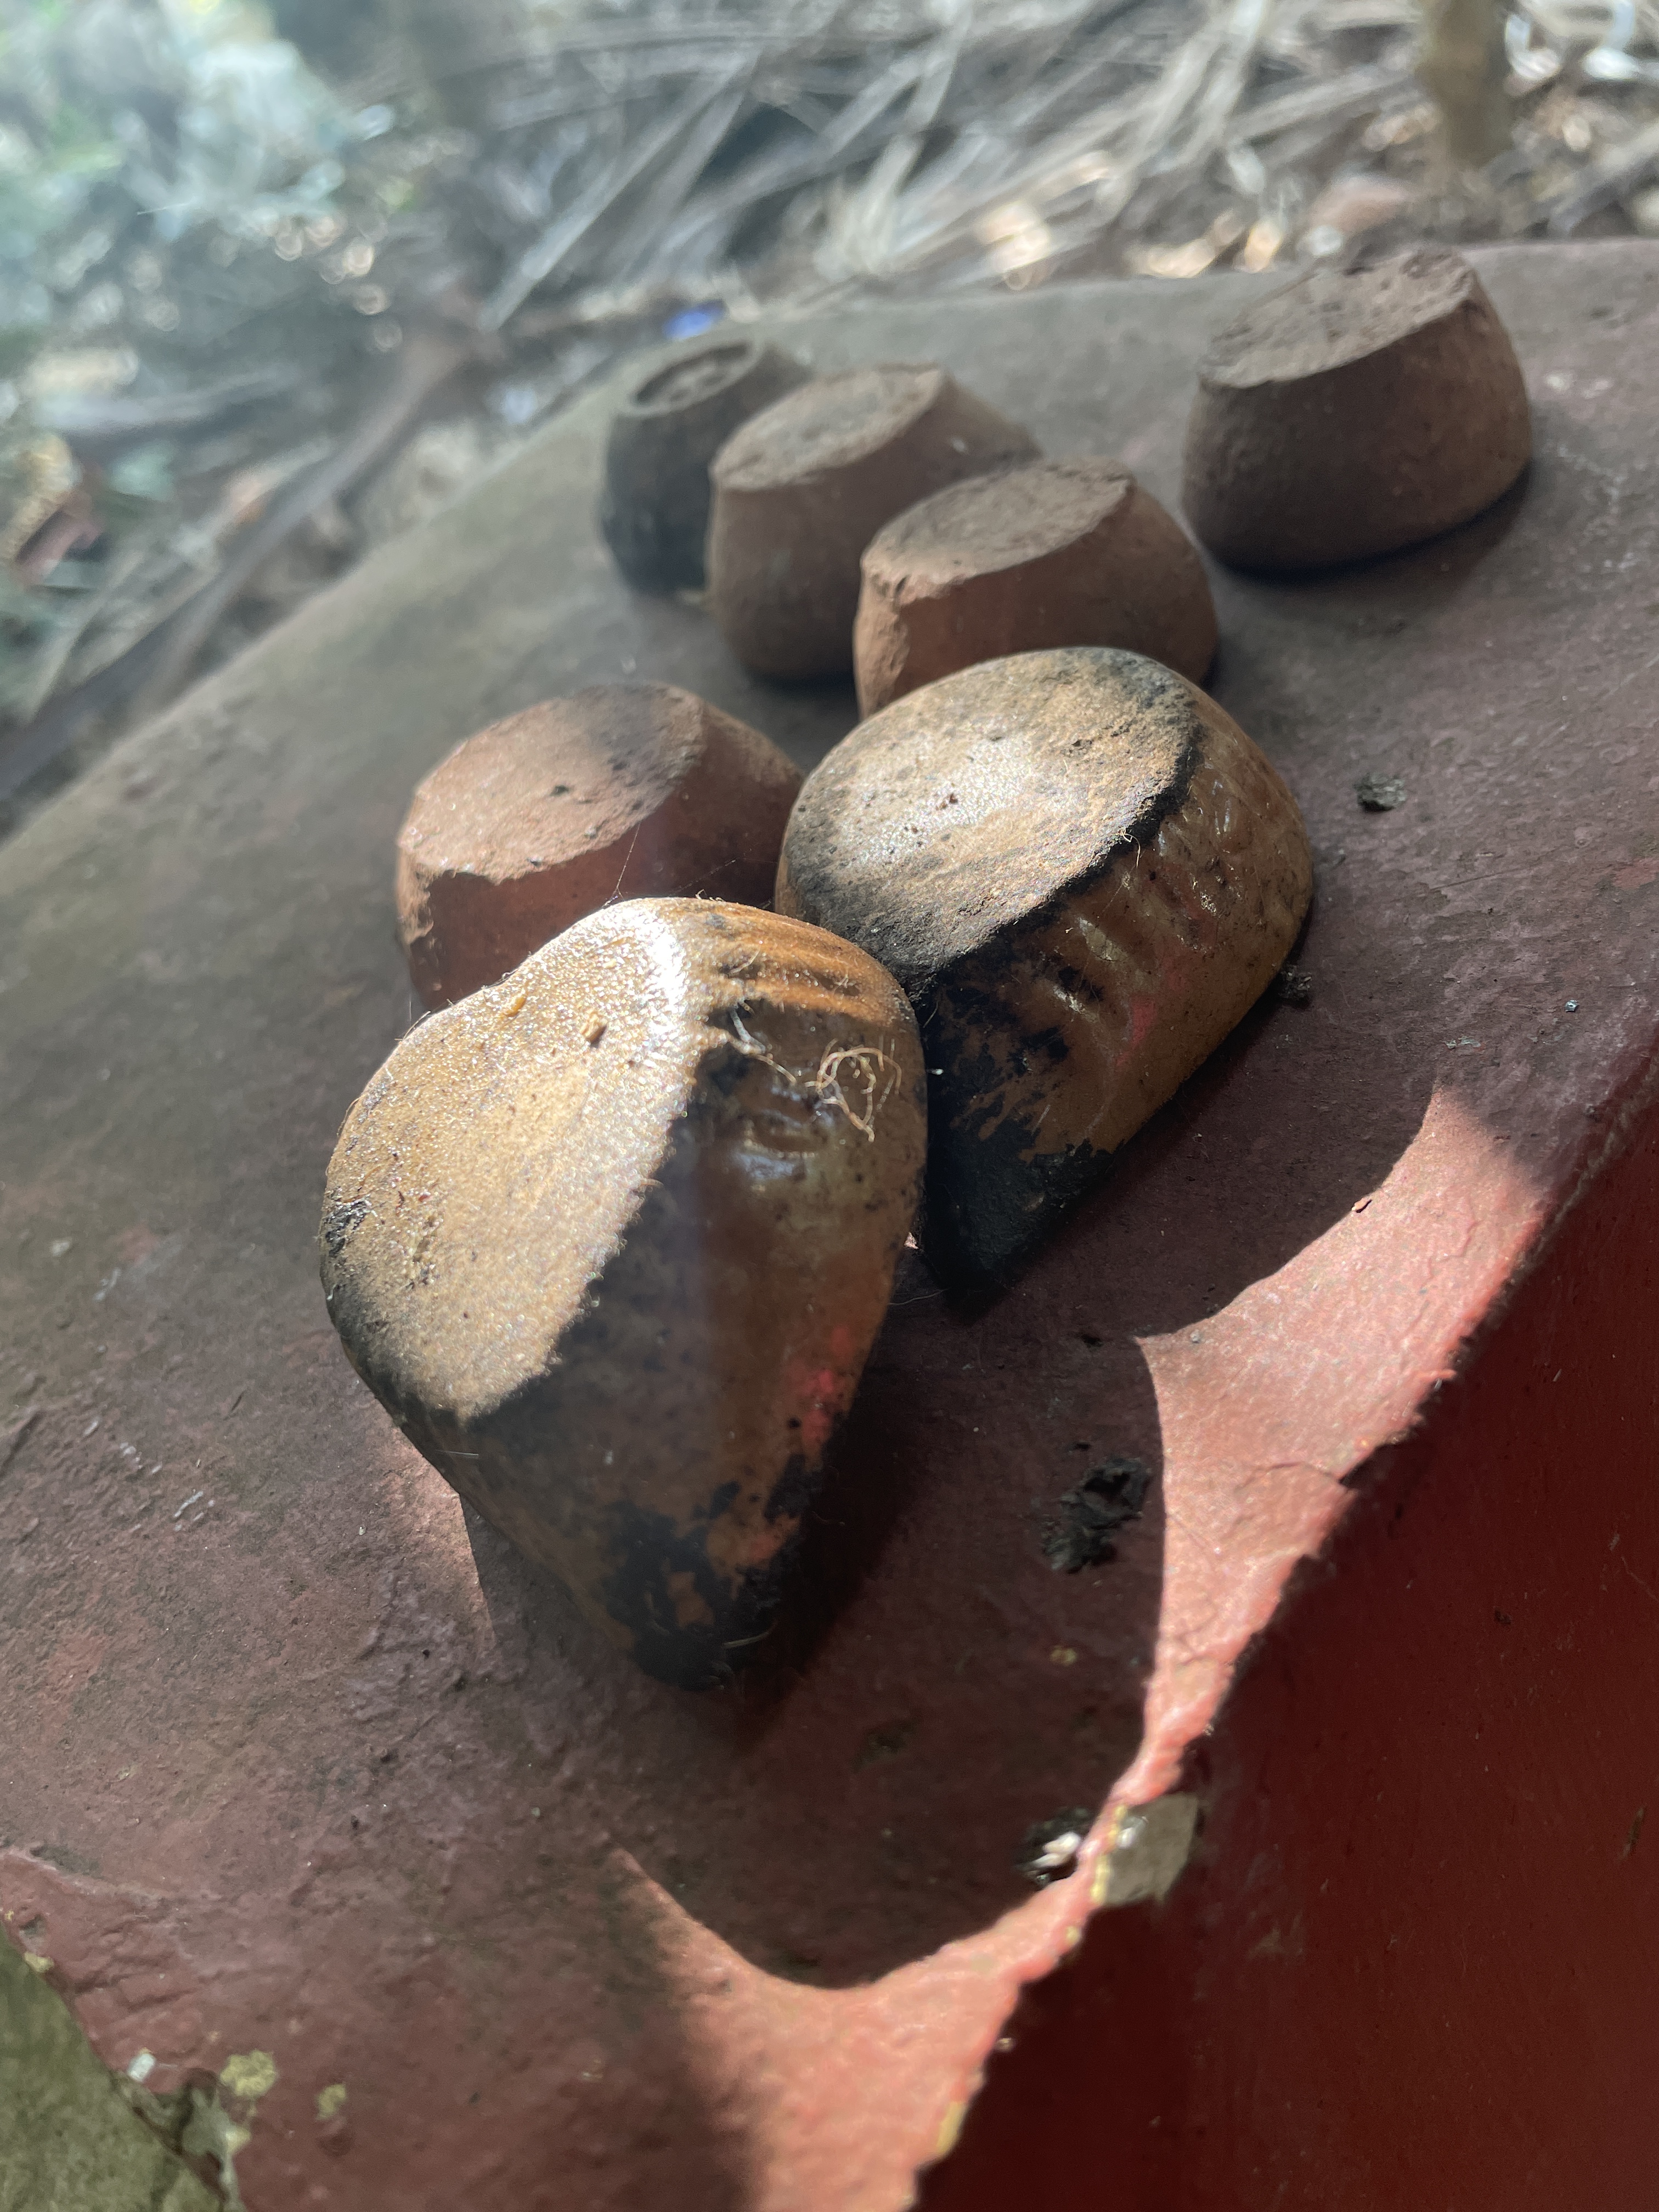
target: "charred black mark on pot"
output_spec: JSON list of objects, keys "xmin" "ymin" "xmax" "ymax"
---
[
  {"xmin": 1024, "ymin": 1023, "xmax": 1071, "ymax": 1068},
  {"xmin": 763, "ymin": 1452, "xmax": 815, "ymax": 1525},
  {"xmin": 600, "ymin": 1468, "xmax": 815, "ymax": 1690},
  {"xmin": 921, "ymin": 1111, "xmax": 1110, "ymax": 1299},
  {"xmin": 912, "ymin": 979, "xmax": 1108, "ymax": 1297}
]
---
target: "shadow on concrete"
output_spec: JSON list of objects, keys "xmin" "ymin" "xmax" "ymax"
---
[{"xmin": 464, "ymin": 910, "xmax": 1434, "ymax": 1986}]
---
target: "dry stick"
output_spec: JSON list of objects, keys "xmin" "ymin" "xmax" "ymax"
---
[
  {"xmin": 819, "ymin": 0, "xmax": 1273, "ymax": 289},
  {"xmin": 1227, "ymin": 60, "xmax": 1413, "ymax": 145},
  {"xmin": 480, "ymin": 69, "xmax": 748, "ymax": 332},
  {"xmin": 12, "ymin": 539, "xmax": 144, "ymax": 725},
  {"xmin": 605, "ymin": 70, "xmax": 752, "ymax": 284},
  {"xmin": 0, "ymin": 326, "xmax": 475, "ymax": 808},
  {"xmin": 631, "ymin": 8, "xmax": 1105, "ymax": 297}
]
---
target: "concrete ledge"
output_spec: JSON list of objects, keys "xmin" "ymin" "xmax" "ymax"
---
[{"xmin": 3, "ymin": 241, "xmax": 1657, "ymax": 2208}]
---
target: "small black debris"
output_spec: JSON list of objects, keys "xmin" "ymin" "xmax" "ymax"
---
[
  {"xmin": 1272, "ymin": 962, "xmax": 1314, "ymax": 1007},
  {"xmin": 1042, "ymin": 1454, "xmax": 1152, "ymax": 1572},
  {"xmin": 854, "ymin": 1718, "xmax": 916, "ymax": 1770},
  {"xmin": 1016, "ymin": 1806, "xmax": 1093, "ymax": 1887},
  {"xmin": 1356, "ymin": 773, "xmax": 1406, "ymax": 811}
]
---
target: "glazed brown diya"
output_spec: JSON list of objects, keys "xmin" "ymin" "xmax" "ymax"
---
[
  {"xmin": 599, "ymin": 335, "xmax": 809, "ymax": 592},
  {"xmin": 1182, "ymin": 245, "xmax": 1531, "ymax": 572},
  {"xmin": 321, "ymin": 898, "xmax": 927, "ymax": 1689},
  {"xmin": 853, "ymin": 458, "xmax": 1217, "ymax": 714},
  {"xmin": 395, "ymin": 681, "xmax": 801, "ymax": 1007},
  {"xmin": 777, "ymin": 647, "xmax": 1313, "ymax": 1295},
  {"xmin": 706, "ymin": 363, "xmax": 1039, "ymax": 681}
]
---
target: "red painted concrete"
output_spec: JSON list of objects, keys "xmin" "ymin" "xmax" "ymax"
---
[
  {"xmin": 925, "ymin": 1067, "xmax": 1659, "ymax": 2211},
  {"xmin": 1, "ymin": 242, "xmax": 1657, "ymax": 2207}
]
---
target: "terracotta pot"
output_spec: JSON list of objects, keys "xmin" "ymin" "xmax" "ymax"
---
[
  {"xmin": 323, "ymin": 898, "xmax": 927, "ymax": 1687},
  {"xmin": 707, "ymin": 364, "xmax": 1039, "ymax": 679},
  {"xmin": 396, "ymin": 681, "xmax": 801, "ymax": 1006},
  {"xmin": 1182, "ymin": 246, "xmax": 1530, "ymax": 572},
  {"xmin": 600, "ymin": 335, "xmax": 809, "ymax": 592},
  {"xmin": 853, "ymin": 458, "xmax": 1216, "ymax": 713},
  {"xmin": 777, "ymin": 647, "xmax": 1312, "ymax": 1293}
]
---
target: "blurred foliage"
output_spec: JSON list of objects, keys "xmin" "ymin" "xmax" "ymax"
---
[{"xmin": 0, "ymin": 0, "xmax": 469, "ymax": 727}]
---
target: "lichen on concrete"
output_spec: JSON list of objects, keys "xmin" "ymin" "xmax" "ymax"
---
[{"xmin": 0, "ymin": 1931, "xmax": 219, "ymax": 2212}]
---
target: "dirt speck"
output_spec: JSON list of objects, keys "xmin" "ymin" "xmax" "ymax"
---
[
  {"xmin": 1015, "ymin": 1806, "xmax": 1092, "ymax": 1887},
  {"xmin": 854, "ymin": 1718, "xmax": 916, "ymax": 1770},
  {"xmin": 1356, "ymin": 772, "xmax": 1406, "ymax": 811},
  {"xmin": 1042, "ymin": 1455, "xmax": 1152, "ymax": 1572}
]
